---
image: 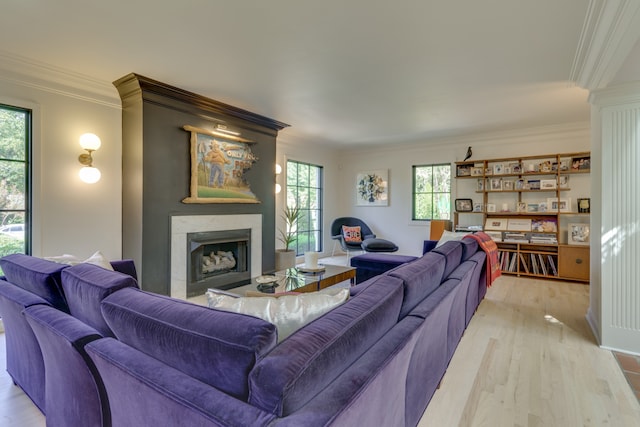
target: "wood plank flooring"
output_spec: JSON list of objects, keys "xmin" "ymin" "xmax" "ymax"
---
[{"xmin": 1, "ymin": 274, "xmax": 639, "ymax": 426}]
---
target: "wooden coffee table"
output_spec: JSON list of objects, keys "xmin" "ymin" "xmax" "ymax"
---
[{"xmin": 228, "ymin": 264, "xmax": 356, "ymax": 295}]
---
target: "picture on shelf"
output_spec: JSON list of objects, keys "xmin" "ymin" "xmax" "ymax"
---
[
  {"xmin": 532, "ymin": 218, "xmax": 557, "ymax": 233},
  {"xmin": 540, "ymin": 179, "xmax": 556, "ymax": 190},
  {"xmin": 456, "ymin": 164, "xmax": 471, "ymax": 176},
  {"xmin": 477, "ymin": 179, "xmax": 485, "ymax": 191},
  {"xmin": 547, "ymin": 198, "xmax": 571, "ymax": 212},
  {"xmin": 473, "ymin": 202, "xmax": 484, "ymax": 212},
  {"xmin": 507, "ymin": 218, "xmax": 532, "ymax": 232},
  {"xmin": 510, "ymin": 162, "xmax": 522, "ymax": 173},
  {"xmin": 559, "ymin": 175, "xmax": 569, "ymax": 189},
  {"xmin": 527, "ymin": 179, "xmax": 541, "ymax": 190},
  {"xmin": 490, "ymin": 178, "xmax": 502, "ymax": 191},
  {"xmin": 517, "ymin": 202, "xmax": 527, "ymax": 212},
  {"xmin": 486, "ymin": 203, "xmax": 496, "ymax": 212},
  {"xmin": 484, "ymin": 218, "xmax": 508, "ymax": 231},
  {"xmin": 455, "ymin": 198, "xmax": 473, "ymax": 212},
  {"xmin": 493, "ymin": 163, "xmax": 504, "ymax": 175},
  {"xmin": 527, "ymin": 203, "xmax": 539, "ymax": 212},
  {"xmin": 503, "ymin": 180, "xmax": 514, "ymax": 191},
  {"xmin": 568, "ymin": 223, "xmax": 590, "ymax": 245},
  {"xmin": 515, "ymin": 179, "xmax": 525, "ymax": 190},
  {"xmin": 571, "ymin": 156, "xmax": 590, "ymax": 170},
  {"xmin": 471, "ymin": 167, "xmax": 484, "ymax": 176},
  {"xmin": 538, "ymin": 202, "xmax": 548, "ymax": 212}
]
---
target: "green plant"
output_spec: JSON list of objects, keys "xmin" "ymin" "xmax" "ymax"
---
[{"xmin": 278, "ymin": 204, "xmax": 302, "ymax": 251}]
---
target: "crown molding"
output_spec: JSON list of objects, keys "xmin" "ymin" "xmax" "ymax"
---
[
  {"xmin": 0, "ymin": 50, "xmax": 121, "ymax": 108},
  {"xmin": 570, "ymin": 0, "xmax": 640, "ymax": 90},
  {"xmin": 589, "ymin": 80, "xmax": 640, "ymax": 106}
]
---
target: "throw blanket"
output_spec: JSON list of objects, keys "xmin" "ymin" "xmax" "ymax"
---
[{"xmin": 464, "ymin": 232, "xmax": 501, "ymax": 287}]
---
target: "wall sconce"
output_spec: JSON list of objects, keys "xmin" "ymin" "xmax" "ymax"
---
[
  {"xmin": 275, "ymin": 163, "xmax": 282, "ymax": 194},
  {"xmin": 78, "ymin": 133, "xmax": 101, "ymax": 184}
]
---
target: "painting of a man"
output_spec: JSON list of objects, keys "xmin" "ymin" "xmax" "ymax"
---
[{"xmin": 204, "ymin": 142, "xmax": 230, "ymax": 187}]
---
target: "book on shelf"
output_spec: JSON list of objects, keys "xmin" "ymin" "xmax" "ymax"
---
[
  {"xmin": 507, "ymin": 218, "xmax": 532, "ymax": 232},
  {"xmin": 519, "ymin": 253, "xmax": 529, "ymax": 273},
  {"xmin": 548, "ymin": 255, "xmax": 558, "ymax": 276},
  {"xmin": 485, "ymin": 231, "xmax": 502, "ymax": 242},
  {"xmin": 538, "ymin": 253, "xmax": 548, "ymax": 275}
]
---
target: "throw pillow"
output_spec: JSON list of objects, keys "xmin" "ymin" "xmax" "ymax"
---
[
  {"xmin": 435, "ymin": 230, "xmax": 468, "ymax": 248},
  {"xmin": 207, "ymin": 287, "xmax": 349, "ymax": 342},
  {"xmin": 44, "ymin": 251, "xmax": 114, "ymax": 271},
  {"xmin": 342, "ymin": 225, "xmax": 362, "ymax": 243}
]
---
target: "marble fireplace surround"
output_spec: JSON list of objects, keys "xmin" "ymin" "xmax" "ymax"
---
[{"xmin": 171, "ymin": 214, "xmax": 262, "ymax": 299}]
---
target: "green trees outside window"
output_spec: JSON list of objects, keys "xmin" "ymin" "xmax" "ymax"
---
[{"xmin": 413, "ymin": 164, "xmax": 451, "ymax": 220}]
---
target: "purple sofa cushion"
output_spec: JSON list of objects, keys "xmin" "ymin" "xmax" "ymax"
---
[
  {"xmin": 249, "ymin": 275, "xmax": 404, "ymax": 416},
  {"xmin": 101, "ymin": 287, "xmax": 277, "ymax": 401},
  {"xmin": 432, "ymin": 240, "xmax": 463, "ymax": 278},
  {"xmin": 0, "ymin": 253, "xmax": 69, "ymax": 312},
  {"xmin": 388, "ymin": 251, "xmax": 445, "ymax": 319},
  {"xmin": 459, "ymin": 238, "xmax": 479, "ymax": 261},
  {"xmin": 61, "ymin": 263, "xmax": 139, "ymax": 337}
]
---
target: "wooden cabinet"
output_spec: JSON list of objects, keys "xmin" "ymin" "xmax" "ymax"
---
[
  {"xmin": 558, "ymin": 245, "xmax": 590, "ymax": 281},
  {"xmin": 454, "ymin": 151, "xmax": 590, "ymax": 283}
]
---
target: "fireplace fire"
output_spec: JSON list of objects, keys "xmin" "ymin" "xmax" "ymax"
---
[{"xmin": 187, "ymin": 229, "xmax": 251, "ymax": 297}]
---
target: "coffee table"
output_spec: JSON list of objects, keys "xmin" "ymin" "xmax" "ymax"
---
[{"xmin": 227, "ymin": 264, "xmax": 356, "ymax": 295}]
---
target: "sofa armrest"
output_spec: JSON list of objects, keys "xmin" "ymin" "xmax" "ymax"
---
[
  {"xmin": 109, "ymin": 259, "xmax": 138, "ymax": 281},
  {"xmin": 423, "ymin": 240, "xmax": 438, "ymax": 254},
  {"xmin": 87, "ymin": 338, "xmax": 276, "ymax": 427}
]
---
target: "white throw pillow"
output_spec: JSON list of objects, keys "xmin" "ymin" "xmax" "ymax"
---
[
  {"xmin": 207, "ymin": 287, "xmax": 349, "ymax": 342},
  {"xmin": 44, "ymin": 250, "xmax": 113, "ymax": 271},
  {"xmin": 435, "ymin": 230, "xmax": 469, "ymax": 248}
]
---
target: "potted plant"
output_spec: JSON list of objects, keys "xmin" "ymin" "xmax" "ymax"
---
[{"xmin": 275, "ymin": 204, "xmax": 302, "ymax": 270}]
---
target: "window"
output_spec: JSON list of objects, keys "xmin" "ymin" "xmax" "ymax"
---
[
  {"xmin": 286, "ymin": 160, "xmax": 323, "ymax": 256},
  {"xmin": 0, "ymin": 104, "xmax": 31, "ymax": 271},
  {"xmin": 412, "ymin": 163, "xmax": 451, "ymax": 220}
]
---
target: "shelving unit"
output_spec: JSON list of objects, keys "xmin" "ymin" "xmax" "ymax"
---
[{"xmin": 454, "ymin": 152, "xmax": 590, "ymax": 282}]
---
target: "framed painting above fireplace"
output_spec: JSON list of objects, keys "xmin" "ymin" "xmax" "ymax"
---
[{"xmin": 182, "ymin": 125, "xmax": 260, "ymax": 204}]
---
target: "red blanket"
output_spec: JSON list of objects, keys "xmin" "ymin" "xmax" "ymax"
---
[{"xmin": 464, "ymin": 232, "xmax": 501, "ymax": 287}]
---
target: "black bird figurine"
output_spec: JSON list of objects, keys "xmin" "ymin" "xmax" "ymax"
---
[{"xmin": 464, "ymin": 146, "xmax": 472, "ymax": 161}]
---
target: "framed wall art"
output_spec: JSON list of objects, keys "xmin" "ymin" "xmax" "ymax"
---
[
  {"xmin": 182, "ymin": 125, "xmax": 259, "ymax": 204},
  {"xmin": 568, "ymin": 223, "xmax": 590, "ymax": 245},
  {"xmin": 356, "ymin": 169, "xmax": 388, "ymax": 206}
]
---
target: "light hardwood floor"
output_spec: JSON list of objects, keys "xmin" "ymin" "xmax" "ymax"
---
[{"xmin": 1, "ymin": 275, "xmax": 639, "ymax": 426}]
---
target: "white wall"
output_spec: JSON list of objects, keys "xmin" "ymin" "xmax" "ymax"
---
[{"xmin": 0, "ymin": 55, "xmax": 123, "ymax": 259}]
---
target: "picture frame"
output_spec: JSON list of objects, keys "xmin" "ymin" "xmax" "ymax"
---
[
  {"xmin": 356, "ymin": 169, "xmax": 389, "ymax": 206},
  {"xmin": 527, "ymin": 203, "xmax": 539, "ymax": 213},
  {"xmin": 510, "ymin": 162, "xmax": 522, "ymax": 174},
  {"xmin": 568, "ymin": 223, "xmax": 590, "ymax": 245},
  {"xmin": 507, "ymin": 218, "xmax": 532, "ymax": 232},
  {"xmin": 490, "ymin": 178, "xmax": 502, "ymax": 191},
  {"xmin": 473, "ymin": 202, "xmax": 484, "ymax": 212},
  {"xmin": 484, "ymin": 167, "xmax": 493, "ymax": 176},
  {"xmin": 182, "ymin": 125, "xmax": 260, "ymax": 204},
  {"xmin": 558, "ymin": 175, "xmax": 569, "ymax": 189},
  {"xmin": 471, "ymin": 167, "xmax": 484, "ymax": 176},
  {"xmin": 485, "ymin": 231, "xmax": 503, "ymax": 242},
  {"xmin": 517, "ymin": 202, "xmax": 527, "ymax": 212},
  {"xmin": 493, "ymin": 163, "xmax": 504, "ymax": 175},
  {"xmin": 547, "ymin": 198, "xmax": 571, "ymax": 212},
  {"xmin": 571, "ymin": 156, "xmax": 591, "ymax": 171},
  {"xmin": 515, "ymin": 179, "xmax": 525, "ymax": 190},
  {"xmin": 456, "ymin": 164, "xmax": 472, "ymax": 177},
  {"xmin": 578, "ymin": 198, "xmax": 590, "ymax": 213},
  {"xmin": 486, "ymin": 203, "xmax": 497, "ymax": 212},
  {"xmin": 477, "ymin": 179, "xmax": 485, "ymax": 191},
  {"xmin": 455, "ymin": 198, "xmax": 473, "ymax": 212},
  {"xmin": 538, "ymin": 202, "xmax": 548, "ymax": 212},
  {"xmin": 540, "ymin": 179, "xmax": 556, "ymax": 190},
  {"xmin": 484, "ymin": 218, "xmax": 508, "ymax": 231},
  {"xmin": 503, "ymin": 180, "xmax": 514, "ymax": 191},
  {"xmin": 503, "ymin": 166, "xmax": 512, "ymax": 175}
]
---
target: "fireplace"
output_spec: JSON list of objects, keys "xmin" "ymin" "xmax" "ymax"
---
[
  {"xmin": 187, "ymin": 229, "xmax": 251, "ymax": 296},
  {"xmin": 171, "ymin": 214, "xmax": 262, "ymax": 299}
]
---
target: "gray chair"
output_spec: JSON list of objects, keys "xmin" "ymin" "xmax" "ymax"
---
[{"xmin": 330, "ymin": 217, "xmax": 376, "ymax": 260}]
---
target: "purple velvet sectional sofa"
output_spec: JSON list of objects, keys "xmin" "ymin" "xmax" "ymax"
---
[{"xmin": 0, "ymin": 237, "xmax": 487, "ymax": 427}]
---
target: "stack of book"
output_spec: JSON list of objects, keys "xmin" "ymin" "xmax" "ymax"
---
[
  {"xmin": 530, "ymin": 233, "xmax": 558, "ymax": 244},
  {"xmin": 503, "ymin": 232, "xmax": 528, "ymax": 243}
]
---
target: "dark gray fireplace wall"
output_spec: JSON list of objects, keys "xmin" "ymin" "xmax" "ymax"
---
[{"xmin": 115, "ymin": 73, "xmax": 289, "ymax": 295}]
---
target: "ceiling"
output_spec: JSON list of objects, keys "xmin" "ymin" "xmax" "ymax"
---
[{"xmin": 0, "ymin": 0, "xmax": 592, "ymax": 147}]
